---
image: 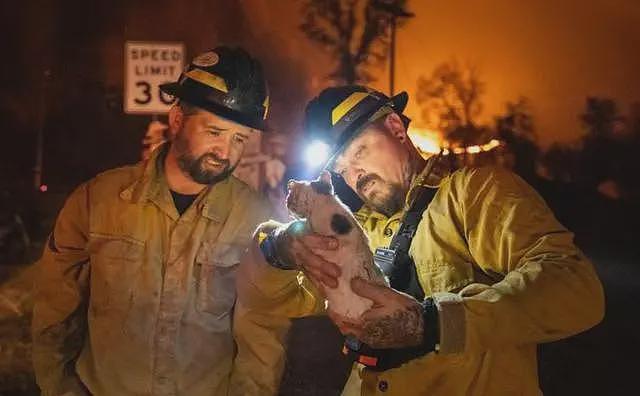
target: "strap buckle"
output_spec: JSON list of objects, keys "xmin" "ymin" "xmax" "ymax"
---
[
  {"xmin": 373, "ymin": 248, "xmax": 396, "ymax": 276},
  {"xmin": 342, "ymin": 337, "xmax": 380, "ymax": 368}
]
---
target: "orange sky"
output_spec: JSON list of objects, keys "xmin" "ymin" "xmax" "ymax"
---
[{"xmin": 246, "ymin": 0, "xmax": 640, "ymax": 147}]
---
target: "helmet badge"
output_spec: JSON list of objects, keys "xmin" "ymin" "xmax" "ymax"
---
[{"xmin": 192, "ymin": 51, "xmax": 219, "ymax": 67}]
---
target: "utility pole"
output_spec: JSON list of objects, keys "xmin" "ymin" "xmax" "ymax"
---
[
  {"xmin": 390, "ymin": 16, "xmax": 397, "ymax": 95},
  {"xmin": 372, "ymin": 1, "xmax": 414, "ymax": 96}
]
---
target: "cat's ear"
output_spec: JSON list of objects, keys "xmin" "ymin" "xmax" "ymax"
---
[
  {"xmin": 319, "ymin": 171, "xmax": 333, "ymax": 187},
  {"xmin": 311, "ymin": 171, "xmax": 334, "ymax": 195},
  {"xmin": 319, "ymin": 171, "xmax": 334, "ymax": 195}
]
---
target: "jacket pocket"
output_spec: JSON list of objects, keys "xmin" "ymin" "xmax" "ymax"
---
[
  {"xmin": 194, "ymin": 242, "xmax": 242, "ymax": 317},
  {"xmin": 88, "ymin": 233, "xmax": 145, "ymax": 312}
]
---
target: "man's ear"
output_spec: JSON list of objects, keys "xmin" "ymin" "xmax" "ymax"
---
[
  {"xmin": 383, "ymin": 112, "xmax": 408, "ymax": 143},
  {"xmin": 167, "ymin": 105, "xmax": 183, "ymax": 140}
]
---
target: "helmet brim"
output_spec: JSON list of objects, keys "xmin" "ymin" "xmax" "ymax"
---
[
  {"xmin": 390, "ymin": 91, "xmax": 409, "ymax": 113},
  {"xmin": 323, "ymin": 91, "xmax": 409, "ymax": 170},
  {"xmin": 159, "ymin": 82, "xmax": 268, "ymax": 131}
]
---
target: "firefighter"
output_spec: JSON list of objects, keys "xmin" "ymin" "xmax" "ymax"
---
[
  {"xmin": 32, "ymin": 47, "xmax": 272, "ymax": 396},
  {"xmin": 234, "ymin": 85, "xmax": 604, "ymax": 395}
]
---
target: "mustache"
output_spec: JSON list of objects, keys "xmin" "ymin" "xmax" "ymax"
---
[
  {"xmin": 200, "ymin": 153, "xmax": 230, "ymax": 169},
  {"xmin": 356, "ymin": 173, "xmax": 381, "ymax": 194}
]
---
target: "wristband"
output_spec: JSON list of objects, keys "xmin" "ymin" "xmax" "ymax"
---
[
  {"xmin": 422, "ymin": 297, "xmax": 440, "ymax": 353},
  {"xmin": 258, "ymin": 230, "xmax": 293, "ymax": 270}
]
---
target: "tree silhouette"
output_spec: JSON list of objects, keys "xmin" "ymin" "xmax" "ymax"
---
[
  {"xmin": 495, "ymin": 97, "xmax": 539, "ymax": 181},
  {"xmin": 541, "ymin": 143, "xmax": 580, "ymax": 183},
  {"xmin": 619, "ymin": 102, "xmax": 640, "ymax": 198},
  {"xmin": 416, "ymin": 59, "xmax": 491, "ymax": 174},
  {"xmin": 580, "ymin": 97, "xmax": 623, "ymax": 138},
  {"xmin": 498, "ymin": 98, "xmax": 535, "ymax": 140},
  {"xmin": 628, "ymin": 102, "xmax": 640, "ymax": 136},
  {"xmin": 579, "ymin": 97, "xmax": 624, "ymax": 188},
  {"xmin": 541, "ymin": 97, "xmax": 629, "ymax": 193},
  {"xmin": 300, "ymin": 0, "xmax": 410, "ymax": 84},
  {"xmin": 416, "ymin": 60, "xmax": 485, "ymax": 138}
]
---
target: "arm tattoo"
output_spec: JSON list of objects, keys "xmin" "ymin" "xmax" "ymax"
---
[{"xmin": 362, "ymin": 304, "xmax": 424, "ymax": 349}]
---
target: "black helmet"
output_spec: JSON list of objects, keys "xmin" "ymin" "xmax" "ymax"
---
[
  {"xmin": 304, "ymin": 85, "xmax": 408, "ymax": 166},
  {"xmin": 160, "ymin": 46, "xmax": 269, "ymax": 130}
]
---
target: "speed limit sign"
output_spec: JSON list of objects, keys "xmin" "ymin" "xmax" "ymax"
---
[{"xmin": 124, "ymin": 41, "xmax": 185, "ymax": 114}]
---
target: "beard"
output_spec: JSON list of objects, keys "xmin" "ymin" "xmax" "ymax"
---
[
  {"xmin": 356, "ymin": 173, "xmax": 406, "ymax": 217},
  {"xmin": 173, "ymin": 133, "xmax": 238, "ymax": 185}
]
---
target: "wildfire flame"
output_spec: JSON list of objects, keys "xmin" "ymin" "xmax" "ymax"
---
[
  {"xmin": 408, "ymin": 127, "xmax": 503, "ymax": 157},
  {"xmin": 407, "ymin": 127, "xmax": 442, "ymax": 156}
]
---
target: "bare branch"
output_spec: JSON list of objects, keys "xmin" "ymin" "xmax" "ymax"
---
[
  {"xmin": 416, "ymin": 60, "xmax": 486, "ymax": 134},
  {"xmin": 300, "ymin": 0, "xmax": 411, "ymax": 83}
]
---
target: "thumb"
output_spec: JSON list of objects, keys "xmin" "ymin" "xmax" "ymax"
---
[{"xmin": 351, "ymin": 277, "xmax": 390, "ymax": 305}]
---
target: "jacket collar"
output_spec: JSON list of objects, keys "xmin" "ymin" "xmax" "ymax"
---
[
  {"xmin": 119, "ymin": 144, "xmax": 166, "ymax": 204},
  {"xmin": 412, "ymin": 153, "xmax": 450, "ymax": 189},
  {"xmin": 119, "ymin": 143, "xmax": 235, "ymax": 223},
  {"xmin": 404, "ymin": 153, "xmax": 449, "ymax": 208}
]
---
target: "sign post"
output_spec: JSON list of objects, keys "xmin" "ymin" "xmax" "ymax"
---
[{"xmin": 124, "ymin": 41, "xmax": 185, "ymax": 114}]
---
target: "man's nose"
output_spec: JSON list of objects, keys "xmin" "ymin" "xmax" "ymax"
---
[{"xmin": 213, "ymin": 140, "xmax": 232, "ymax": 160}]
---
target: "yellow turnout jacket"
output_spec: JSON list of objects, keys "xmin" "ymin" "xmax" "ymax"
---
[{"xmin": 234, "ymin": 163, "xmax": 604, "ymax": 395}]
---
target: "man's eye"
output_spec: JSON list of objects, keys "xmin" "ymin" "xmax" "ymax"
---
[
  {"xmin": 355, "ymin": 146, "xmax": 365, "ymax": 159},
  {"xmin": 233, "ymin": 134, "xmax": 247, "ymax": 143},
  {"xmin": 208, "ymin": 130, "xmax": 222, "ymax": 137}
]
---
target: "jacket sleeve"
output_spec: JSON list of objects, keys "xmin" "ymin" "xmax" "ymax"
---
[
  {"xmin": 433, "ymin": 167, "xmax": 605, "ymax": 354},
  {"xmin": 230, "ymin": 222, "xmax": 325, "ymax": 395},
  {"xmin": 32, "ymin": 184, "xmax": 91, "ymax": 396}
]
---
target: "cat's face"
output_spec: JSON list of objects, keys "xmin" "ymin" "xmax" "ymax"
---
[
  {"xmin": 286, "ymin": 172, "xmax": 355, "ymax": 236},
  {"xmin": 286, "ymin": 171, "xmax": 334, "ymax": 219}
]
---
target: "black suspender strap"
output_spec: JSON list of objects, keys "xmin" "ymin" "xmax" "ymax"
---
[
  {"xmin": 386, "ymin": 186, "xmax": 437, "ymax": 300},
  {"xmin": 345, "ymin": 158, "xmax": 442, "ymax": 371},
  {"xmin": 373, "ymin": 184, "xmax": 438, "ymax": 300}
]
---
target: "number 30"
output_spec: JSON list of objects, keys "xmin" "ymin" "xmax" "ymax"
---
[{"xmin": 133, "ymin": 81, "xmax": 176, "ymax": 105}]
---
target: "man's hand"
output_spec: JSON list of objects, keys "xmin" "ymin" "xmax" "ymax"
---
[
  {"xmin": 274, "ymin": 221, "xmax": 341, "ymax": 288},
  {"xmin": 328, "ymin": 278, "xmax": 425, "ymax": 349}
]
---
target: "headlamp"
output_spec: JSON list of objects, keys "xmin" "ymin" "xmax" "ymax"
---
[{"xmin": 304, "ymin": 139, "xmax": 331, "ymax": 169}]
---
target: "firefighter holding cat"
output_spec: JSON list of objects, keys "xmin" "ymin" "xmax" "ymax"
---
[{"xmin": 234, "ymin": 85, "xmax": 604, "ymax": 395}]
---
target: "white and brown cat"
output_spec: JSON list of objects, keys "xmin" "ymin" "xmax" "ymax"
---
[{"xmin": 286, "ymin": 171, "xmax": 388, "ymax": 320}]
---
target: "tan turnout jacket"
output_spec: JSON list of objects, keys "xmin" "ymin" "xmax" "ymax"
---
[{"xmin": 32, "ymin": 146, "xmax": 271, "ymax": 396}]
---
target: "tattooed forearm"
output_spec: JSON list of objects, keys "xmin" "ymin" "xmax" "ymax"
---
[{"xmin": 361, "ymin": 303, "xmax": 424, "ymax": 348}]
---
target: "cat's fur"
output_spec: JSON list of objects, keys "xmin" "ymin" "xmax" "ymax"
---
[{"xmin": 286, "ymin": 172, "xmax": 388, "ymax": 319}]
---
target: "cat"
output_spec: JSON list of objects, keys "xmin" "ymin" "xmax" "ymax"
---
[{"xmin": 286, "ymin": 171, "xmax": 388, "ymax": 320}]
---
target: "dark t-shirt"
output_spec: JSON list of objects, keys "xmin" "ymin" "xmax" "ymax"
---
[{"xmin": 170, "ymin": 190, "xmax": 198, "ymax": 215}]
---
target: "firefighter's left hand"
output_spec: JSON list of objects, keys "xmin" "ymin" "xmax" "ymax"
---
[{"xmin": 328, "ymin": 278, "xmax": 425, "ymax": 349}]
